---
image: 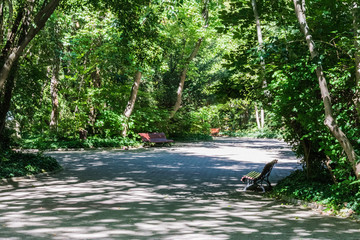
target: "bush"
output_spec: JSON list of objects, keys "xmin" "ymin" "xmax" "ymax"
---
[
  {"xmin": 0, "ymin": 151, "xmax": 62, "ymax": 179},
  {"xmin": 169, "ymin": 133, "xmax": 213, "ymax": 142},
  {"xmin": 271, "ymin": 169, "xmax": 360, "ymax": 214},
  {"xmin": 20, "ymin": 136, "xmax": 139, "ymax": 150},
  {"xmin": 222, "ymin": 127, "xmax": 283, "ymax": 139}
]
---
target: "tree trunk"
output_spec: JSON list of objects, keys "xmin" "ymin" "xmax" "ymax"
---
[
  {"xmin": 122, "ymin": 70, "xmax": 142, "ymax": 137},
  {"xmin": 0, "ymin": 0, "xmax": 60, "ymax": 138},
  {"xmin": 0, "ymin": 61, "xmax": 17, "ymax": 145},
  {"xmin": 325, "ymin": 155, "xmax": 338, "ymax": 184},
  {"xmin": 0, "ymin": 0, "xmax": 60, "ymax": 91},
  {"xmin": 49, "ymin": 61, "xmax": 60, "ymax": 132},
  {"xmin": 260, "ymin": 107, "xmax": 265, "ymax": 129},
  {"xmin": 251, "ymin": 0, "xmax": 267, "ymax": 129},
  {"xmin": 255, "ymin": 104, "xmax": 261, "ymax": 129},
  {"xmin": 251, "ymin": 0, "xmax": 265, "ymax": 75},
  {"xmin": 293, "ymin": 0, "xmax": 360, "ymax": 178},
  {"xmin": 88, "ymin": 66, "xmax": 101, "ymax": 135},
  {"xmin": 353, "ymin": 2, "xmax": 360, "ymax": 119},
  {"xmin": 170, "ymin": 38, "xmax": 202, "ymax": 119},
  {"xmin": 0, "ymin": 2, "xmax": 4, "ymax": 43},
  {"xmin": 301, "ymin": 139, "xmax": 311, "ymax": 179}
]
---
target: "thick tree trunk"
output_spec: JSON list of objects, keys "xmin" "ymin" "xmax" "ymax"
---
[
  {"xmin": 170, "ymin": 38, "xmax": 202, "ymax": 119},
  {"xmin": 0, "ymin": 62, "xmax": 17, "ymax": 146},
  {"xmin": 49, "ymin": 62, "xmax": 59, "ymax": 132},
  {"xmin": 122, "ymin": 71, "xmax": 142, "ymax": 136},
  {"xmin": 0, "ymin": 0, "xmax": 60, "ymax": 90},
  {"xmin": 353, "ymin": 2, "xmax": 360, "ymax": 119},
  {"xmin": 293, "ymin": 0, "xmax": 360, "ymax": 178}
]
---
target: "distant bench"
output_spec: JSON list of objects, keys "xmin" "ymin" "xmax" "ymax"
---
[
  {"xmin": 138, "ymin": 132, "xmax": 174, "ymax": 145},
  {"xmin": 210, "ymin": 128, "xmax": 220, "ymax": 136}
]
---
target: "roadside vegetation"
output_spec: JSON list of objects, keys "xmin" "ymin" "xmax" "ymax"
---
[
  {"xmin": 1, "ymin": 0, "xmax": 360, "ymax": 216},
  {"xmin": 0, "ymin": 150, "xmax": 62, "ymax": 179},
  {"xmin": 270, "ymin": 170, "xmax": 360, "ymax": 217}
]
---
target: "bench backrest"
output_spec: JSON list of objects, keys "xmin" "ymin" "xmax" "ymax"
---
[
  {"xmin": 257, "ymin": 159, "xmax": 278, "ymax": 180},
  {"xmin": 139, "ymin": 132, "xmax": 167, "ymax": 141},
  {"xmin": 210, "ymin": 128, "xmax": 220, "ymax": 134}
]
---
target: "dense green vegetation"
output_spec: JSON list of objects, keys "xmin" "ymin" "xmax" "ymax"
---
[
  {"xmin": 0, "ymin": 150, "xmax": 62, "ymax": 179},
  {"xmin": 1, "ymin": 0, "xmax": 360, "ymax": 214}
]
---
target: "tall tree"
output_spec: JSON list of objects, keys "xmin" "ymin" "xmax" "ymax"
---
[
  {"xmin": 49, "ymin": 62, "xmax": 59, "ymax": 131},
  {"xmin": 353, "ymin": 2, "xmax": 360, "ymax": 119},
  {"xmin": 293, "ymin": 0, "xmax": 360, "ymax": 178},
  {"xmin": 122, "ymin": 70, "xmax": 142, "ymax": 136},
  {"xmin": 170, "ymin": 0, "xmax": 209, "ymax": 118},
  {"xmin": 0, "ymin": 0, "xmax": 60, "ymax": 142},
  {"xmin": 251, "ymin": 0, "xmax": 265, "ymax": 129},
  {"xmin": 103, "ymin": 0, "xmax": 162, "ymax": 136},
  {"xmin": 170, "ymin": 38, "xmax": 203, "ymax": 118}
]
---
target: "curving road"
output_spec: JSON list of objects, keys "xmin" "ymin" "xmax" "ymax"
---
[{"xmin": 0, "ymin": 137, "xmax": 359, "ymax": 239}]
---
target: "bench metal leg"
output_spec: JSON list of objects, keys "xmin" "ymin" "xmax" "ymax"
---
[{"xmin": 243, "ymin": 180, "xmax": 267, "ymax": 192}]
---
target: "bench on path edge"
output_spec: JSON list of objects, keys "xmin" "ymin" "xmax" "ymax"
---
[
  {"xmin": 241, "ymin": 159, "xmax": 278, "ymax": 192},
  {"xmin": 210, "ymin": 128, "xmax": 220, "ymax": 136},
  {"xmin": 138, "ymin": 132, "xmax": 174, "ymax": 146}
]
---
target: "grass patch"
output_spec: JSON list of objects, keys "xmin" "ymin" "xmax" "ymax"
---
[{"xmin": 0, "ymin": 150, "xmax": 62, "ymax": 179}]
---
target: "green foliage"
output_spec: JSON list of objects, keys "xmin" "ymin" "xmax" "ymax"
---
[
  {"xmin": 169, "ymin": 133, "xmax": 213, "ymax": 142},
  {"xmin": 3, "ymin": 0, "xmax": 360, "ymax": 209},
  {"xmin": 271, "ymin": 170, "xmax": 360, "ymax": 214},
  {"xmin": 0, "ymin": 151, "xmax": 62, "ymax": 179},
  {"xmin": 131, "ymin": 108, "xmax": 170, "ymax": 134},
  {"xmin": 21, "ymin": 136, "xmax": 139, "ymax": 150},
  {"xmin": 224, "ymin": 127, "xmax": 283, "ymax": 139}
]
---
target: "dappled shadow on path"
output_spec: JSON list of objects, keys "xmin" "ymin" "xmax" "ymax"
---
[{"xmin": 0, "ymin": 138, "xmax": 359, "ymax": 239}]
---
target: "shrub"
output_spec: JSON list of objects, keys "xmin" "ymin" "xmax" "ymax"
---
[
  {"xmin": 0, "ymin": 151, "xmax": 62, "ymax": 179},
  {"xmin": 271, "ymin": 169, "xmax": 360, "ymax": 214}
]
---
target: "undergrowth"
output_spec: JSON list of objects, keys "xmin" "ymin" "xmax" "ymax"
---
[
  {"xmin": 20, "ymin": 136, "xmax": 140, "ymax": 150},
  {"xmin": 169, "ymin": 133, "xmax": 213, "ymax": 142},
  {"xmin": 221, "ymin": 127, "xmax": 283, "ymax": 139},
  {"xmin": 270, "ymin": 169, "xmax": 360, "ymax": 215},
  {"xmin": 0, "ymin": 150, "xmax": 62, "ymax": 179}
]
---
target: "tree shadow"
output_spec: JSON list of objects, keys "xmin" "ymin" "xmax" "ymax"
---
[{"xmin": 0, "ymin": 138, "xmax": 358, "ymax": 239}]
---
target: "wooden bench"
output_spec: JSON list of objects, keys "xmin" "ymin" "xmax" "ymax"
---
[
  {"xmin": 210, "ymin": 128, "xmax": 220, "ymax": 136},
  {"xmin": 241, "ymin": 159, "xmax": 278, "ymax": 192},
  {"xmin": 138, "ymin": 132, "xmax": 174, "ymax": 145}
]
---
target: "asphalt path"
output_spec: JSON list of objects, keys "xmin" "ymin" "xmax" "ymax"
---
[{"xmin": 0, "ymin": 137, "xmax": 360, "ymax": 239}]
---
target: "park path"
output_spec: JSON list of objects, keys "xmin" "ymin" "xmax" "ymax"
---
[{"xmin": 0, "ymin": 137, "xmax": 360, "ymax": 239}]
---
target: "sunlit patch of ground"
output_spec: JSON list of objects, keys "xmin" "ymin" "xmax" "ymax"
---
[{"xmin": 0, "ymin": 137, "xmax": 359, "ymax": 239}]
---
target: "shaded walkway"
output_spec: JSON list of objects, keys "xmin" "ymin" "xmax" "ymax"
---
[{"xmin": 0, "ymin": 137, "xmax": 359, "ymax": 239}]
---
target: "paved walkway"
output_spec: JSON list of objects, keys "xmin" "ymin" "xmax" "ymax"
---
[{"xmin": 0, "ymin": 137, "xmax": 360, "ymax": 239}]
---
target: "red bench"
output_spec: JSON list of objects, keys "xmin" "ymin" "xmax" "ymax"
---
[
  {"xmin": 210, "ymin": 128, "xmax": 220, "ymax": 136},
  {"xmin": 138, "ymin": 132, "xmax": 174, "ymax": 145}
]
